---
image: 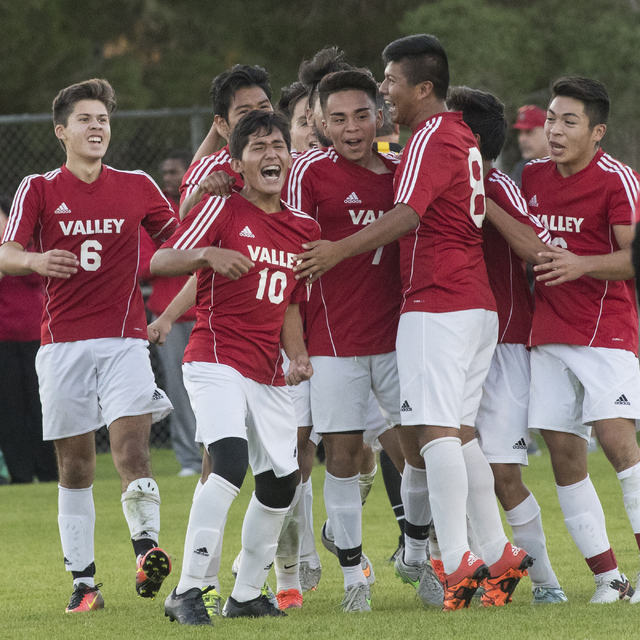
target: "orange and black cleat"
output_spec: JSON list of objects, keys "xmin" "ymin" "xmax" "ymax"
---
[
  {"xmin": 136, "ymin": 547, "xmax": 172, "ymax": 598},
  {"xmin": 65, "ymin": 583, "xmax": 105, "ymax": 612},
  {"xmin": 481, "ymin": 542, "xmax": 534, "ymax": 607},
  {"xmin": 443, "ymin": 551, "xmax": 490, "ymax": 611},
  {"xmin": 276, "ymin": 588, "xmax": 303, "ymax": 610}
]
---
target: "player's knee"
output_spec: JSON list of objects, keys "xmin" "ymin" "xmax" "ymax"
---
[
  {"xmin": 207, "ymin": 437, "xmax": 248, "ymax": 489},
  {"xmin": 254, "ymin": 470, "xmax": 297, "ymax": 508}
]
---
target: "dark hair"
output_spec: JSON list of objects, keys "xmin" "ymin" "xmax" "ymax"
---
[
  {"xmin": 277, "ymin": 81, "xmax": 309, "ymax": 124},
  {"xmin": 210, "ymin": 64, "xmax": 271, "ymax": 120},
  {"xmin": 298, "ymin": 46, "xmax": 352, "ymax": 110},
  {"xmin": 162, "ymin": 149, "xmax": 192, "ymax": 169},
  {"xmin": 446, "ymin": 86, "xmax": 507, "ymax": 161},
  {"xmin": 0, "ymin": 194, "xmax": 12, "ymax": 218},
  {"xmin": 52, "ymin": 78, "xmax": 116, "ymax": 127},
  {"xmin": 229, "ymin": 111, "xmax": 291, "ymax": 160},
  {"xmin": 318, "ymin": 69, "xmax": 378, "ymax": 112},
  {"xmin": 382, "ymin": 34, "xmax": 449, "ymax": 100},
  {"xmin": 550, "ymin": 76, "xmax": 610, "ymax": 128}
]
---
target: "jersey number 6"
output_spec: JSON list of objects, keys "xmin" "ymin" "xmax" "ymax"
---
[{"xmin": 80, "ymin": 240, "xmax": 102, "ymax": 271}]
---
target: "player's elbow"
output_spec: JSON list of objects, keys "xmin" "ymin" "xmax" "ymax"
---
[{"xmin": 149, "ymin": 249, "xmax": 174, "ymax": 276}]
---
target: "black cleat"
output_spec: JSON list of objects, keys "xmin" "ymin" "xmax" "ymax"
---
[
  {"xmin": 164, "ymin": 588, "xmax": 212, "ymax": 626},
  {"xmin": 222, "ymin": 594, "xmax": 287, "ymax": 618}
]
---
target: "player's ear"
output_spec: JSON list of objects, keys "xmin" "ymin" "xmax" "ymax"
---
[
  {"xmin": 214, "ymin": 115, "xmax": 231, "ymax": 140},
  {"xmin": 322, "ymin": 118, "xmax": 331, "ymax": 139},
  {"xmin": 306, "ymin": 106, "xmax": 314, "ymax": 128},
  {"xmin": 416, "ymin": 80, "xmax": 434, "ymax": 101},
  {"xmin": 230, "ymin": 158, "xmax": 243, "ymax": 175},
  {"xmin": 474, "ymin": 133, "xmax": 481, "ymax": 148},
  {"xmin": 593, "ymin": 123, "xmax": 606, "ymax": 144},
  {"xmin": 376, "ymin": 109, "xmax": 384, "ymax": 130}
]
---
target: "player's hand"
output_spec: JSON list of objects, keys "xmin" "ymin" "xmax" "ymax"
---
[
  {"xmin": 197, "ymin": 171, "xmax": 236, "ymax": 198},
  {"xmin": 533, "ymin": 245, "xmax": 585, "ymax": 286},
  {"xmin": 31, "ymin": 249, "xmax": 79, "ymax": 278},
  {"xmin": 285, "ymin": 354, "xmax": 313, "ymax": 385},
  {"xmin": 147, "ymin": 317, "xmax": 172, "ymax": 346},
  {"xmin": 205, "ymin": 247, "xmax": 254, "ymax": 280},
  {"xmin": 294, "ymin": 240, "xmax": 342, "ymax": 282}
]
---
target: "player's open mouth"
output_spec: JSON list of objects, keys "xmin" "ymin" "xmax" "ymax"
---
[
  {"xmin": 548, "ymin": 142, "xmax": 564, "ymax": 152},
  {"xmin": 261, "ymin": 165, "xmax": 282, "ymax": 180},
  {"xmin": 345, "ymin": 139, "xmax": 363, "ymax": 149},
  {"xmin": 88, "ymin": 136, "xmax": 102, "ymax": 143}
]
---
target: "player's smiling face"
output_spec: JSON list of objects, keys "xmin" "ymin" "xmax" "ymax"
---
[
  {"xmin": 232, "ymin": 128, "xmax": 291, "ymax": 198},
  {"xmin": 323, "ymin": 90, "xmax": 382, "ymax": 167},
  {"xmin": 55, "ymin": 99, "xmax": 110, "ymax": 163},
  {"xmin": 219, "ymin": 87, "xmax": 273, "ymax": 138},
  {"xmin": 380, "ymin": 61, "xmax": 417, "ymax": 128},
  {"xmin": 545, "ymin": 96, "xmax": 606, "ymax": 177}
]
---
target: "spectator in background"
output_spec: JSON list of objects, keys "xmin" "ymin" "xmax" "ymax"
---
[
  {"xmin": 140, "ymin": 150, "xmax": 202, "ymax": 477},
  {"xmin": 373, "ymin": 93, "xmax": 402, "ymax": 154},
  {"xmin": 0, "ymin": 195, "xmax": 58, "ymax": 484},
  {"xmin": 510, "ymin": 105, "xmax": 549, "ymax": 186}
]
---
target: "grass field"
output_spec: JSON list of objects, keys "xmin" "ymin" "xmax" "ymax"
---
[{"xmin": 2, "ymin": 444, "xmax": 640, "ymax": 640}]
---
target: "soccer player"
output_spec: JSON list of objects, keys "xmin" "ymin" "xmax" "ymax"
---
[
  {"xmin": 295, "ymin": 34, "xmax": 533, "ymax": 611},
  {"xmin": 287, "ymin": 68, "xmax": 411, "ymax": 611},
  {"xmin": 0, "ymin": 78, "xmax": 177, "ymax": 612},
  {"xmin": 179, "ymin": 64, "xmax": 273, "ymax": 219},
  {"xmin": 447, "ymin": 86, "xmax": 567, "ymax": 604},
  {"xmin": 521, "ymin": 77, "xmax": 640, "ymax": 603},
  {"xmin": 277, "ymin": 81, "xmax": 318, "ymax": 153},
  {"xmin": 154, "ymin": 110, "xmax": 320, "ymax": 625}
]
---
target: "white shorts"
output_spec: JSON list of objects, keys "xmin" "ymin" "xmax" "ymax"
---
[
  {"xmin": 529, "ymin": 344, "xmax": 640, "ymax": 441},
  {"xmin": 363, "ymin": 391, "xmax": 389, "ymax": 453},
  {"xmin": 310, "ymin": 352, "xmax": 400, "ymax": 435},
  {"xmin": 396, "ymin": 310, "xmax": 498, "ymax": 428},
  {"xmin": 36, "ymin": 338, "xmax": 172, "ymax": 441},
  {"xmin": 476, "ymin": 343, "xmax": 530, "ymax": 465},
  {"xmin": 183, "ymin": 361, "xmax": 298, "ymax": 478}
]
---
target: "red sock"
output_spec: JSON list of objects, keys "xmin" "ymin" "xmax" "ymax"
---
[{"xmin": 585, "ymin": 548, "xmax": 617, "ymax": 575}]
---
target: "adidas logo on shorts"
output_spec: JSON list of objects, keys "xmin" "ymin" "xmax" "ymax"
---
[
  {"xmin": 615, "ymin": 394, "xmax": 631, "ymax": 406},
  {"xmin": 151, "ymin": 390, "xmax": 163, "ymax": 401},
  {"xmin": 344, "ymin": 192, "xmax": 362, "ymax": 204},
  {"xmin": 401, "ymin": 400, "xmax": 412, "ymax": 412},
  {"xmin": 512, "ymin": 438, "xmax": 527, "ymax": 450},
  {"xmin": 239, "ymin": 225, "xmax": 255, "ymax": 238}
]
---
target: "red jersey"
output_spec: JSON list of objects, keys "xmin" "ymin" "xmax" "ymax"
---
[
  {"xmin": 393, "ymin": 112, "xmax": 496, "ymax": 314},
  {"xmin": 161, "ymin": 193, "xmax": 320, "ymax": 385},
  {"xmin": 484, "ymin": 169, "xmax": 551, "ymax": 344},
  {"xmin": 0, "ymin": 267, "xmax": 43, "ymax": 342},
  {"xmin": 287, "ymin": 147, "xmax": 402, "ymax": 356},
  {"xmin": 179, "ymin": 146, "xmax": 243, "ymax": 205},
  {"xmin": 522, "ymin": 149, "xmax": 639, "ymax": 354},
  {"xmin": 2, "ymin": 165, "xmax": 178, "ymax": 344}
]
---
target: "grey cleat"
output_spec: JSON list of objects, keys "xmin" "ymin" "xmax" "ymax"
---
[
  {"xmin": 164, "ymin": 588, "xmax": 212, "ymax": 626},
  {"xmin": 531, "ymin": 586, "xmax": 568, "ymax": 604},
  {"xmin": 299, "ymin": 561, "xmax": 322, "ymax": 592},
  {"xmin": 341, "ymin": 583, "xmax": 372, "ymax": 612}
]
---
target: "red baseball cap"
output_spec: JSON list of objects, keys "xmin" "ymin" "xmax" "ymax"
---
[{"xmin": 513, "ymin": 105, "xmax": 547, "ymax": 130}]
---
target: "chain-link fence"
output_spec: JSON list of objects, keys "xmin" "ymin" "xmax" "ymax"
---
[{"xmin": 0, "ymin": 107, "xmax": 212, "ymax": 453}]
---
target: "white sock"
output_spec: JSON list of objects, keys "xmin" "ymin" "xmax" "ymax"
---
[
  {"xmin": 232, "ymin": 494, "xmax": 288, "ymax": 602},
  {"xmin": 121, "ymin": 477, "xmax": 161, "ymax": 544},
  {"xmin": 176, "ymin": 474, "xmax": 238, "ymax": 595},
  {"xmin": 429, "ymin": 525, "xmax": 442, "ymax": 562},
  {"xmin": 506, "ymin": 493, "xmax": 561, "ymax": 589},
  {"xmin": 324, "ymin": 471, "xmax": 366, "ymax": 587},
  {"xmin": 400, "ymin": 463, "xmax": 430, "ymax": 564},
  {"xmin": 556, "ymin": 476, "xmax": 611, "ymax": 559},
  {"xmin": 462, "ymin": 439, "xmax": 508, "ymax": 566},
  {"xmin": 617, "ymin": 461, "xmax": 640, "ymax": 535},
  {"xmin": 421, "ymin": 437, "xmax": 469, "ymax": 575},
  {"xmin": 359, "ymin": 464, "xmax": 377, "ymax": 503},
  {"xmin": 58, "ymin": 485, "xmax": 95, "ymax": 573},
  {"xmin": 299, "ymin": 479, "xmax": 320, "ymax": 566},
  {"xmin": 275, "ymin": 482, "xmax": 303, "ymax": 592}
]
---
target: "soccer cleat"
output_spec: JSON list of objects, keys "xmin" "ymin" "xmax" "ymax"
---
[
  {"xmin": 164, "ymin": 587, "xmax": 212, "ymax": 625},
  {"xmin": 276, "ymin": 588, "xmax": 303, "ymax": 610},
  {"xmin": 201, "ymin": 585, "xmax": 222, "ymax": 617},
  {"xmin": 395, "ymin": 551, "xmax": 424, "ymax": 589},
  {"xmin": 431, "ymin": 558, "xmax": 446, "ymax": 585},
  {"xmin": 341, "ymin": 583, "xmax": 372, "ymax": 612},
  {"xmin": 361, "ymin": 552, "xmax": 375, "ymax": 586},
  {"xmin": 222, "ymin": 594, "xmax": 287, "ymax": 618},
  {"xmin": 299, "ymin": 561, "xmax": 322, "ymax": 592},
  {"xmin": 532, "ymin": 586, "xmax": 568, "ymax": 604},
  {"xmin": 394, "ymin": 551, "xmax": 443, "ymax": 606},
  {"xmin": 443, "ymin": 551, "xmax": 490, "ymax": 611},
  {"xmin": 321, "ymin": 521, "xmax": 338, "ymax": 557},
  {"xmin": 590, "ymin": 573, "xmax": 634, "ymax": 603},
  {"xmin": 481, "ymin": 542, "xmax": 534, "ymax": 607},
  {"xmin": 136, "ymin": 547, "xmax": 172, "ymax": 598},
  {"xmin": 631, "ymin": 570, "xmax": 640, "ymax": 604},
  {"xmin": 232, "ymin": 550, "xmax": 278, "ymax": 607},
  {"xmin": 65, "ymin": 583, "xmax": 104, "ymax": 612}
]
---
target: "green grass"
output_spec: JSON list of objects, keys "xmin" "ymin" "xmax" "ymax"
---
[{"xmin": 2, "ymin": 446, "xmax": 640, "ymax": 639}]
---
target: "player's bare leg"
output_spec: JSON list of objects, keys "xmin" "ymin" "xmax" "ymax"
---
[{"xmin": 110, "ymin": 413, "xmax": 171, "ymax": 598}]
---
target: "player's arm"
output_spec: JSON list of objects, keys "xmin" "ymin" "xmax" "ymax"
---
[
  {"xmin": 294, "ymin": 203, "xmax": 419, "ymax": 282},
  {"xmin": 0, "ymin": 241, "xmax": 78, "ymax": 278},
  {"xmin": 534, "ymin": 224, "xmax": 635, "ymax": 285},
  {"xmin": 281, "ymin": 303, "xmax": 313, "ymax": 386},
  {"xmin": 179, "ymin": 172, "xmax": 237, "ymax": 220},
  {"xmin": 150, "ymin": 246, "xmax": 254, "ymax": 279},
  {"xmin": 148, "ymin": 275, "xmax": 197, "ymax": 346},
  {"xmin": 484, "ymin": 199, "xmax": 550, "ymax": 265}
]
